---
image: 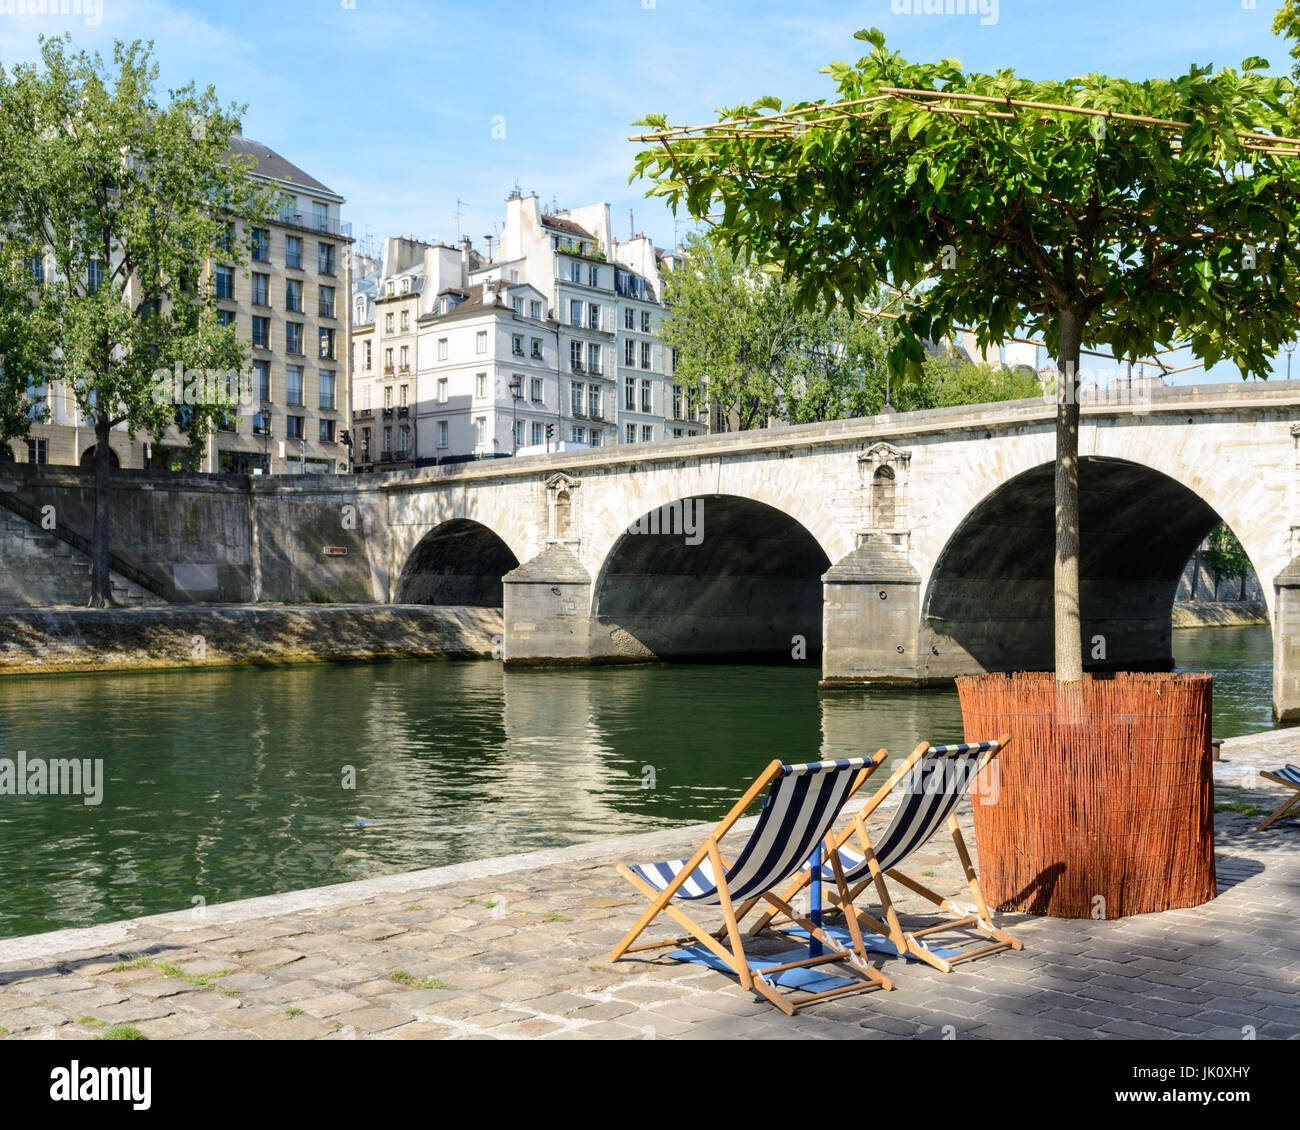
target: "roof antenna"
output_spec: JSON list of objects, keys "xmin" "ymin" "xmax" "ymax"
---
[
  {"xmin": 455, "ymin": 197, "xmax": 466, "ymax": 241},
  {"xmin": 629, "ymin": 208, "xmax": 635, "ymax": 240}
]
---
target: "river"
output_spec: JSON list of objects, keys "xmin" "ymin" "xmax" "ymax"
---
[{"xmin": 0, "ymin": 623, "xmax": 1282, "ymax": 938}]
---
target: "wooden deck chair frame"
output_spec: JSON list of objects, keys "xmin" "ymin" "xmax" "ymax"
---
[
  {"xmin": 744, "ymin": 736, "xmax": 1022, "ymax": 975},
  {"xmin": 1257, "ymin": 766, "xmax": 1300, "ymax": 830},
  {"xmin": 609, "ymin": 753, "xmax": 894, "ymax": 1016}
]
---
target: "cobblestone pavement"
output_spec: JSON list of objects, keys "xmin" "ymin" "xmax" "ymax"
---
[{"xmin": 0, "ymin": 734, "xmax": 1296, "ymax": 1041}]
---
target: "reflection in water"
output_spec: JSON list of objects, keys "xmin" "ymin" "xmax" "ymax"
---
[{"xmin": 0, "ymin": 625, "xmax": 1280, "ymax": 938}]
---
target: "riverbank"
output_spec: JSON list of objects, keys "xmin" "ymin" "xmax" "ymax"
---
[
  {"xmin": 0, "ymin": 726, "xmax": 1295, "ymax": 1040},
  {"xmin": 0, "ymin": 604, "xmax": 502, "ymax": 676},
  {"xmin": 1172, "ymin": 600, "xmax": 1268, "ymax": 628}
]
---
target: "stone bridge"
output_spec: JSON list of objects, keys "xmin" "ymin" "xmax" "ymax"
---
[{"xmin": 4, "ymin": 382, "xmax": 1300, "ymax": 717}]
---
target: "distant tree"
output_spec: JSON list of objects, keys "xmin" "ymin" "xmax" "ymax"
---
[
  {"xmin": 0, "ymin": 244, "xmax": 54, "ymax": 448},
  {"xmin": 0, "ymin": 36, "xmax": 274, "ymax": 604},
  {"xmin": 1202, "ymin": 523, "xmax": 1253, "ymax": 601}
]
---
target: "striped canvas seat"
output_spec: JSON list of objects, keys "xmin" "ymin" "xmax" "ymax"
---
[
  {"xmin": 611, "ymin": 752, "xmax": 895, "ymax": 1014},
  {"xmin": 629, "ymin": 757, "xmax": 877, "ymax": 905},
  {"xmin": 813, "ymin": 742, "xmax": 999, "ymax": 882},
  {"xmin": 1259, "ymin": 764, "xmax": 1300, "ymax": 830},
  {"xmin": 744, "ymin": 736, "xmax": 1022, "ymax": 976}
]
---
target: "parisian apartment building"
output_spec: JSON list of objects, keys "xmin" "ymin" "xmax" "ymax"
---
[
  {"xmin": 350, "ymin": 192, "xmax": 701, "ymax": 470},
  {"xmin": 6, "ymin": 131, "xmax": 353, "ymax": 475}
]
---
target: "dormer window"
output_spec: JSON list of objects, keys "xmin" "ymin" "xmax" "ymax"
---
[
  {"xmin": 439, "ymin": 296, "xmax": 448, "ymax": 314},
  {"xmin": 386, "ymin": 281, "xmax": 394, "ymax": 296},
  {"xmin": 401, "ymin": 278, "xmax": 410, "ymax": 293}
]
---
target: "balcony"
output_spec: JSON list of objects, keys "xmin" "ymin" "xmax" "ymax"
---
[
  {"xmin": 285, "ymin": 297, "xmax": 303, "ymax": 313},
  {"xmin": 586, "ymin": 363, "xmax": 603, "ymax": 377},
  {"xmin": 276, "ymin": 212, "xmax": 352, "ymax": 238},
  {"xmin": 318, "ymin": 300, "xmax": 335, "ymax": 319},
  {"xmin": 570, "ymin": 360, "xmax": 585, "ymax": 374},
  {"xmin": 397, "ymin": 405, "xmax": 409, "ymax": 417},
  {"xmin": 589, "ymin": 408, "xmax": 604, "ymax": 420},
  {"xmin": 399, "ymin": 364, "xmax": 410, "ymax": 372},
  {"xmin": 382, "ymin": 407, "xmax": 394, "ymax": 418},
  {"xmin": 384, "ymin": 365, "xmax": 395, "ymax": 374},
  {"xmin": 354, "ymin": 407, "xmax": 374, "ymax": 419}
]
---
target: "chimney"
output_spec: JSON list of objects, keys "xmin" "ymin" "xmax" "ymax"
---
[
  {"xmin": 460, "ymin": 235, "xmax": 471, "ymax": 253},
  {"xmin": 484, "ymin": 233, "xmax": 493, "ymax": 263}
]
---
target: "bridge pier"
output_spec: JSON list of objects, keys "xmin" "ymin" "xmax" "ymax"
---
[
  {"xmin": 820, "ymin": 537, "xmax": 927, "ymax": 687},
  {"xmin": 1273, "ymin": 560, "xmax": 1300, "ymax": 721},
  {"xmin": 501, "ymin": 544, "xmax": 594, "ymax": 665}
]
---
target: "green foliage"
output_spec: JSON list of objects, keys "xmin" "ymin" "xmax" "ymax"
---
[
  {"xmin": 1203, "ymin": 523, "xmax": 1252, "ymax": 586},
  {"xmin": 633, "ymin": 32, "xmax": 1300, "ymax": 386},
  {"xmin": 0, "ymin": 35, "xmax": 276, "ymax": 446}
]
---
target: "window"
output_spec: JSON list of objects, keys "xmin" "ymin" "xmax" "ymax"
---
[
  {"xmin": 286, "ymin": 415, "xmax": 304, "ymax": 439},
  {"xmin": 363, "ymin": 384, "xmax": 371, "ymax": 409},
  {"xmin": 253, "ymin": 360, "xmax": 271, "ymax": 401},
  {"xmin": 570, "ymin": 340, "xmax": 584, "ymax": 372},
  {"xmin": 286, "ymin": 365, "xmax": 304, "ymax": 406},
  {"xmin": 642, "ymin": 425, "xmax": 653, "ymax": 443},
  {"xmin": 361, "ymin": 427, "xmax": 371, "ymax": 458},
  {"xmin": 626, "ymin": 424, "xmax": 636, "ymax": 444},
  {"xmin": 385, "ymin": 347, "xmax": 393, "ymax": 371},
  {"xmin": 687, "ymin": 388, "xmax": 698, "ymax": 421},
  {"xmin": 531, "ymin": 422, "xmax": 544, "ymax": 446},
  {"xmin": 318, "ymin": 243, "xmax": 335, "ymax": 275},
  {"xmin": 286, "ymin": 322, "xmax": 304, "ymax": 355},
  {"xmin": 217, "ymin": 221, "xmax": 235, "ymax": 254},
  {"xmin": 475, "ymin": 417, "xmax": 486, "ymax": 446},
  {"xmin": 437, "ymin": 338, "xmax": 448, "ymax": 361},
  {"xmin": 572, "ymin": 427, "xmax": 585, "ymax": 444},
  {"xmin": 673, "ymin": 428, "xmax": 683, "ymax": 439},
  {"xmin": 215, "ymin": 265, "xmax": 235, "ymax": 300},
  {"xmin": 640, "ymin": 379, "xmax": 651, "ymax": 413},
  {"xmin": 624, "ymin": 339, "xmax": 635, "ymax": 367},
  {"xmin": 515, "ymin": 419, "xmax": 525, "ymax": 447},
  {"xmin": 873, "ymin": 465, "xmax": 896, "ymax": 529},
  {"xmin": 641, "ymin": 310, "xmax": 651, "ymax": 333},
  {"xmin": 641, "ymin": 342, "xmax": 652, "ymax": 369},
  {"xmin": 84, "ymin": 259, "xmax": 105, "ymax": 295},
  {"xmin": 476, "ymin": 331, "xmax": 488, "ymax": 354},
  {"xmin": 399, "ymin": 384, "xmax": 408, "ymax": 407},
  {"xmin": 624, "ymin": 307, "xmax": 634, "ymax": 330},
  {"xmin": 398, "ymin": 344, "xmax": 408, "ymax": 370},
  {"xmin": 569, "ymin": 260, "xmax": 581, "ymax": 283},
  {"xmin": 588, "ymin": 303, "xmax": 600, "ymax": 330},
  {"xmin": 285, "ymin": 278, "xmax": 302, "ymax": 312},
  {"xmin": 253, "ymin": 411, "xmax": 271, "ymax": 436},
  {"xmin": 671, "ymin": 347, "xmax": 679, "ymax": 374},
  {"xmin": 510, "ymin": 270, "xmax": 519, "ymax": 282},
  {"xmin": 589, "ymin": 266, "xmax": 599, "ymax": 288},
  {"xmin": 319, "ymin": 371, "xmax": 336, "ymax": 410},
  {"xmin": 383, "ymin": 426, "xmax": 392, "ymax": 452},
  {"xmin": 588, "ymin": 386, "xmax": 601, "ymax": 418},
  {"xmin": 285, "ymin": 235, "xmax": 302, "ymax": 269},
  {"xmin": 437, "ymin": 420, "xmax": 448, "ymax": 447},
  {"xmin": 27, "ymin": 438, "xmax": 47, "ymax": 464},
  {"xmin": 672, "ymin": 385, "xmax": 682, "ymax": 419},
  {"xmin": 437, "ymin": 378, "xmax": 448, "ymax": 403},
  {"xmin": 251, "ymin": 273, "xmax": 269, "ymax": 305},
  {"xmin": 588, "ymin": 343, "xmax": 601, "ymax": 374},
  {"xmin": 318, "ymin": 328, "xmax": 335, "ymax": 361},
  {"xmin": 364, "ymin": 341, "xmax": 372, "ymax": 370},
  {"xmin": 398, "ymin": 426, "xmax": 410, "ymax": 454},
  {"xmin": 387, "ymin": 281, "xmax": 395, "ymax": 297},
  {"xmin": 28, "ymin": 256, "xmax": 44, "ymax": 287},
  {"xmin": 313, "ymin": 200, "xmax": 329, "ymax": 232},
  {"xmin": 385, "ymin": 313, "xmax": 394, "ymax": 334},
  {"xmin": 624, "ymin": 377, "xmax": 635, "ymax": 412},
  {"xmin": 530, "ymin": 377, "xmax": 543, "ymax": 402},
  {"xmin": 569, "ymin": 300, "xmax": 582, "ymax": 327},
  {"xmin": 512, "ymin": 334, "xmax": 524, "ymax": 356},
  {"xmin": 475, "ymin": 373, "xmax": 487, "ymax": 399},
  {"xmin": 401, "ymin": 310, "xmax": 410, "ymax": 331},
  {"xmin": 320, "ymin": 418, "xmax": 336, "ymax": 442},
  {"xmin": 216, "ymin": 309, "xmax": 235, "ymax": 327},
  {"xmin": 531, "ymin": 338, "xmax": 543, "ymax": 359},
  {"xmin": 384, "ymin": 385, "xmax": 393, "ymax": 409},
  {"xmin": 401, "ymin": 277, "xmax": 410, "ymax": 294},
  {"xmin": 530, "ymin": 300, "xmax": 542, "ymax": 319},
  {"xmin": 571, "ymin": 383, "xmax": 584, "ymax": 416},
  {"xmin": 589, "ymin": 431, "xmax": 601, "ymax": 447},
  {"xmin": 512, "ymin": 296, "xmax": 523, "ymax": 316},
  {"xmin": 26, "ymin": 381, "xmax": 46, "ymax": 423},
  {"xmin": 251, "ymin": 228, "xmax": 269, "ymax": 261}
]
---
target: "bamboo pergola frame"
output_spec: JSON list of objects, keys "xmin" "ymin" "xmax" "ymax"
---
[{"xmin": 631, "ymin": 83, "xmax": 1300, "ymax": 377}]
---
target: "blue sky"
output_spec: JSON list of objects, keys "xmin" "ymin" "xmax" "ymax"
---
[{"xmin": 1, "ymin": 0, "xmax": 1296, "ymax": 381}]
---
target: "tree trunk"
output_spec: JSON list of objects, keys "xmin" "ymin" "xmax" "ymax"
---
[
  {"xmin": 88, "ymin": 416, "xmax": 114, "ymax": 607},
  {"xmin": 1190, "ymin": 546, "xmax": 1200, "ymax": 600},
  {"xmin": 1054, "ymin": 309, "xmax": 1085, "ymax": 682}
]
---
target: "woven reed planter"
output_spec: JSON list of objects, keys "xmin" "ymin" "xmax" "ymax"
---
[{"xmin": 957, "ymin": 671, "xmax": 1216, "ymax": 918}]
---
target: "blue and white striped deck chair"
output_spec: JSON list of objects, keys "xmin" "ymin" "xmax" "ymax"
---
[
  {"xmin": 750, "ymin": 736, "xmax": 1022, "ymax": 974},
  {"xmin": 610, "ymin": 752, "xmax": 893, "ymax": 1015},
  {"xmin": 1258, "ymin": 765, "xmax": 1300, "ymax": 830}
]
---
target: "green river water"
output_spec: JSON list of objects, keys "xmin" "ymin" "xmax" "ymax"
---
[{"xmin": 0, "ymin": 623, "xmax": 1282, "ymax": 938}]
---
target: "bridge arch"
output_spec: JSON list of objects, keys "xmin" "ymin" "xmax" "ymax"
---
[
  {"xmin": 396, "ymin": 518, "xmax": 521, "ymax": 606},
  {"xmin": 590, "ymin": 493, "xmax": 831, "ymax": 661},
  {"xmin": 920, "ymin": 456, "xmax": 1263, "ymax": 675}
]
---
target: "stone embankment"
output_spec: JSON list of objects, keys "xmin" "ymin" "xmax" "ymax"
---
[
  {"xmin": 1171, "ymin": 600, "xmax": 1268, "ymax": 628},
  {"xmin": 0, "ymin": 604, "xmax": 502, "ymax": 677}
]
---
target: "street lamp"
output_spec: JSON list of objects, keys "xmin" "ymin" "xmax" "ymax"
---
[
  {"xmin": 509, "ymin": 374, "xmax": 523, "ymax": 453},
  {"xmin": 1285, "ymin": 338, "xmax": 1297, "ymax": 382}
]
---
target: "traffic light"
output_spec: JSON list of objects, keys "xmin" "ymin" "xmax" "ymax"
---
[
  {"xmin": 545, "ymin": 424, "xmax": 554, "ymax": 439},
  {"xmin": 340, "ymin": 429, "xmax": 352, "ymax": 448}
]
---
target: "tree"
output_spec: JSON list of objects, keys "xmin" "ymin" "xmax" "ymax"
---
[
  {"xmin": 0, "ymin": 37, "xmax": 274, "ymax": 604},
  {"xmin": 0, "ymin": 245, "xmax": 54, "ymax": 447},
  {"xmin": 1202, "ymin": 523, "xmax": 1253, "ymax": 601},
  {"xmin": 633, "ymin": 30, "xmax": 1300, "ymax": 681}
]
